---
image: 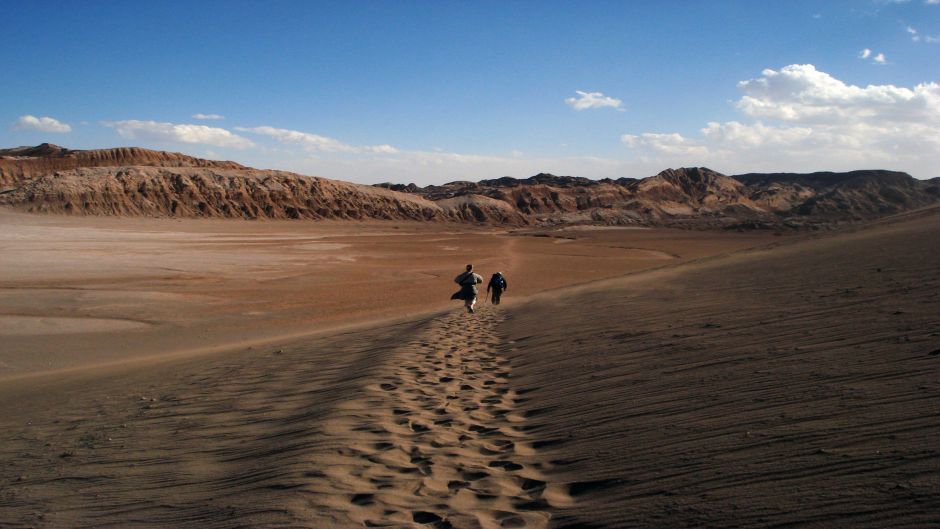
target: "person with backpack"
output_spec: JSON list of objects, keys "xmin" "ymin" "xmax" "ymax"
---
[
  {"xmin": 451, "ymin": 264, "xmax": 484, "ymax": 313},
  {"xmin": 487, "ymin": 271, "xmax": 508, "ymax": 305}
]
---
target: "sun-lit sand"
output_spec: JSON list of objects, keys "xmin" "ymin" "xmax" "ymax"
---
[
  {"xmin": 0, "ymin": 209, "xmax": 775, "ymax": 377},
  {"xmin": 0, "ymin": 206, "xmax": 937, "ymax": 527}
]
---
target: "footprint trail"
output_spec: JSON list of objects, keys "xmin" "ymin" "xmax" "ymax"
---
[{"xmin": 302, "ymin": 308, "xmax": 569, "ymax": 528}]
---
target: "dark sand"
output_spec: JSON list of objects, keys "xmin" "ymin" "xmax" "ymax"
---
[
  {"xmin": 0, "ymin": 207, "xmax": 937, "ymax": 527},
  {"xmin": 502, "ymin": 208, "xmax": 940, "ymax": 528}
]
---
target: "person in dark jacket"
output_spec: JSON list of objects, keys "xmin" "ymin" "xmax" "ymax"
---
[
  {"xmin": 487, "ymin": 271, "xmax": 508, "ymax": 305},
  {"xmin": 451, "ymin": 264, "xmax": 484, "ymax": 313}
]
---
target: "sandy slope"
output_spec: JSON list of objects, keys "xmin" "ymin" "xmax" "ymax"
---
[
  {"xmin": 0, "ymin": 209, "xmax": 774, "ymax": 377},
  {"xmin": 0, "ymin": 302, "xmax": 568, "ymax": 528},
  {"xmin": 501, "ymin": 207, "xmax": 940, "ymax": 528},
  {"xmin": 0, "ymin": 209, "xmax": 937, "ymax": 527}
]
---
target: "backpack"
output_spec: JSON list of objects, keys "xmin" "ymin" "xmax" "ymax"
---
[{"xmin": 492, "ymin": 273, "xmax": 506, "ymax": 289}]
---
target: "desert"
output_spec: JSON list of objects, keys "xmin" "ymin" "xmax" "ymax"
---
[
  {"xmin": 1, "ymin": 143, "xmax": 938, "ymax": 528},
  {"xmin": 4, "ymin": 2, "xmax": 940, "ymax": 527}
]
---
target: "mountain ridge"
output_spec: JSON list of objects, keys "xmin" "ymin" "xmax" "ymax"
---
[
  {"xmin": 0, "ymin": 143, "xmax": 246, "ymax": 187},
  {"xmin": 2, "ymin": 144, "xmax": 937, "ymax": 228}
]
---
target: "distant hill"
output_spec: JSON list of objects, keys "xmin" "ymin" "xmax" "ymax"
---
[
  {"xmin": 378, "ymin": 167, "xmax": 938, "ymax": 228},
  {"xmin": 731, "ymin": 170, "xmax": 940, "ymax": 220},
  {"xmin": 0, "ymin": 143, "xmax": 245, "ymax": 187},
  {"xmin": 0, "ymin": 145, "xmax": 513, "ymax": 222},
  {"xmin": 2, "ymin": 144, "xmax": 937, "ymax": 228}
]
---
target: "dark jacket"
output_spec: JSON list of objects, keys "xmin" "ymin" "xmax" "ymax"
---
[{"xmin": 487, "ymin": 273, "xmax": 507, "ymax": 291}]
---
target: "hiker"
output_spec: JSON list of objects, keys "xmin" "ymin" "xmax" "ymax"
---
[
  {"xmin": 487, "ymin": 271, "xmax": 508, "ymax": 305},
  {"xmin": 451, "ymin": 263, "xmax": 483, "ymax": 313}
]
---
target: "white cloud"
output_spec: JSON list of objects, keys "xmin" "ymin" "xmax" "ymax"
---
[
  {"xmin": 565, "ymin": 90, "xmax": 624, "ymax": 111},
  {"xmin": 733, "ymin": 64, "xmax": 939, "ymax": 125},
  {"xmin": 236, "ymin": 125, "xmax": 398, "ymax": 154},
  {"xmin": 927, "ymin": 0, "xmax": 940, "ymax": 4},
  {"xmin": 908, "ymin": 26, "xmax": 940, "ymax": 42},
  {"xmin": 192, "ymin": 113, "xmax": 225, "ymax": 120},
  {"xmin": 104, "ymin": 120, "xmax": 254, "ymax": 149},
  {"xmin": 621, "ymin": 133, "xmax": 710, "ymax": 157},
  {"xmin": 621, "ymin": 64, "xmax": 940, "ymax": 178},
  {"xmin": 13, "ymin": 115, "xmax": 71, "ymax": 133},
  {"xmin": 858, "ymin": 48, "xmax": 887, "ymax": 64}
]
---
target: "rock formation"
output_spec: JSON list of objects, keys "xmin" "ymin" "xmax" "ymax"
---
[
  {"xmin": 0, "ymin": 144, "xmax": 245, "ymax": 187},
  {"xmin": 0, "ymin": 166, "xmax": 451, "ymax": 221},
  {"xmin": 2, "ymin": 144, "xmax": 937, "ymax": 228},
  {"xmin": 380, "ymin": 167, "xmax": 938, "ymax": 228}
]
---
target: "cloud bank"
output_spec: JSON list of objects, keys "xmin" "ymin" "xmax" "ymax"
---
[
  {"xmin": 13, "ymin": 115, "xmax": 71, "ymax": 133},
  {"xmin": 236, "ymin": 125, "xmax": 398, "ymax": 154},
  {"xmin": 622, "ymin": 64, "xmax": 940, "ymax": 176},
  {"xmin": 105, "ymin": 120, "xmax": 254, "ymax": 149},
  {"xmin": 86, "ymin": 65, "xmax": 938, "ymax": 185}
]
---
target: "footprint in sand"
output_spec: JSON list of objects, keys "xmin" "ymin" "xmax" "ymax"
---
[{"xmin": 304, "ymin": 308, "xmax": 569, "ymax": 528}]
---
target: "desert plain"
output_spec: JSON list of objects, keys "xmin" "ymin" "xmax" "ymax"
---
[{"xmin": 0, "ymin": 206, "xmax": 938, "ymax": 528}]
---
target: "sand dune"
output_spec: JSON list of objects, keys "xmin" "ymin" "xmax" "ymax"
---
[
  {"xmin": 0, "ymin": 208, "xmax": 937, "ymax": 527},
  {"xmin": 0, "ymin": 305, "xmax": 567, "ymax": 528},
  {"xmin": 500, "ymin": 207, "xmax": 940, "ymax": 527},
  {"xmin": 298, "ymin": 310, "xmax": 569, "ymax": 528}
]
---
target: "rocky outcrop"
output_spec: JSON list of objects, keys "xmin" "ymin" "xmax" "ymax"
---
[
  {"xmin": 732, "ymin": 170, "xmax": 939, "ymax": 220},
  {"xmin": 375, "ymin": 167, "xmax": 937, "ymax": 228},
  {"xmin": 0, "ymin": 144, "xmax": 245, "ymax": 187},
  {"xmin": 436, "ymin": 194, "xmax": 526, "ymax": 224},
  {"xmin": 0, "ymin": 166, "xmax": 451, "ymax": 221},
  {"xmin": 2, "ymin": 144, "xmax": 936, "ymax": 228}
]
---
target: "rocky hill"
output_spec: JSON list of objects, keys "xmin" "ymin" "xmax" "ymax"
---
[
  {"xmin": 0, "ymin": 143, "xmax": 245, "ymax": 187},
  {"xmin": 0, "ymin": 146, "xmax": 526, "ymax": 222},
  {"xmin": 731, "ymin": 170, "xmax": 940, "ymax": 220},
  {"xmin": 378, "ymin": 167, "xmax": 938, "ymax": 228},
  {"xmin": 1, "ymin": 166, "xmax": 448, "ymax": 220},
  {"xmin": 2, "ymin": 144, "xmax": 937, "ymax": 228}
]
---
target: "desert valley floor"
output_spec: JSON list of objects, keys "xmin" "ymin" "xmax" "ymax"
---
[{"xmin": 0, "ymin": 207, "xmax": 938, "ymax": 528}]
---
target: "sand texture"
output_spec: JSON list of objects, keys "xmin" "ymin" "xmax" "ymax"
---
[
  {"xmin": 500, "ymin": 208, "xmax": 940, "ymax": 527},
  {"xmin": 0, "ymin": 209, "xmax": 774, "ymax": 377},
  {"xmin": 0, "ymin": 207, "xmax": 938, "ymax": 527}
]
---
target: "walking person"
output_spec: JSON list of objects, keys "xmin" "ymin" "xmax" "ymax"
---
[
  {"xmin": 487, "ymin": 271, "xmax": 508, "ymax": 305},
  {"xmin": 451, "ymin": 264, "xmax": 483, "ymax": 313}
]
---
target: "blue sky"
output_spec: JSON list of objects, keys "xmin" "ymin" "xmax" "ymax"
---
[{"xmin": 2, "ymin": 0, "xmax": 939, "ymax": 184}]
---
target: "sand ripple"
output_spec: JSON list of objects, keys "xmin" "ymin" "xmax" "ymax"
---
[{"xmin": 0, "ymin": 315, "xmax": 150, "ymax": 335}]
